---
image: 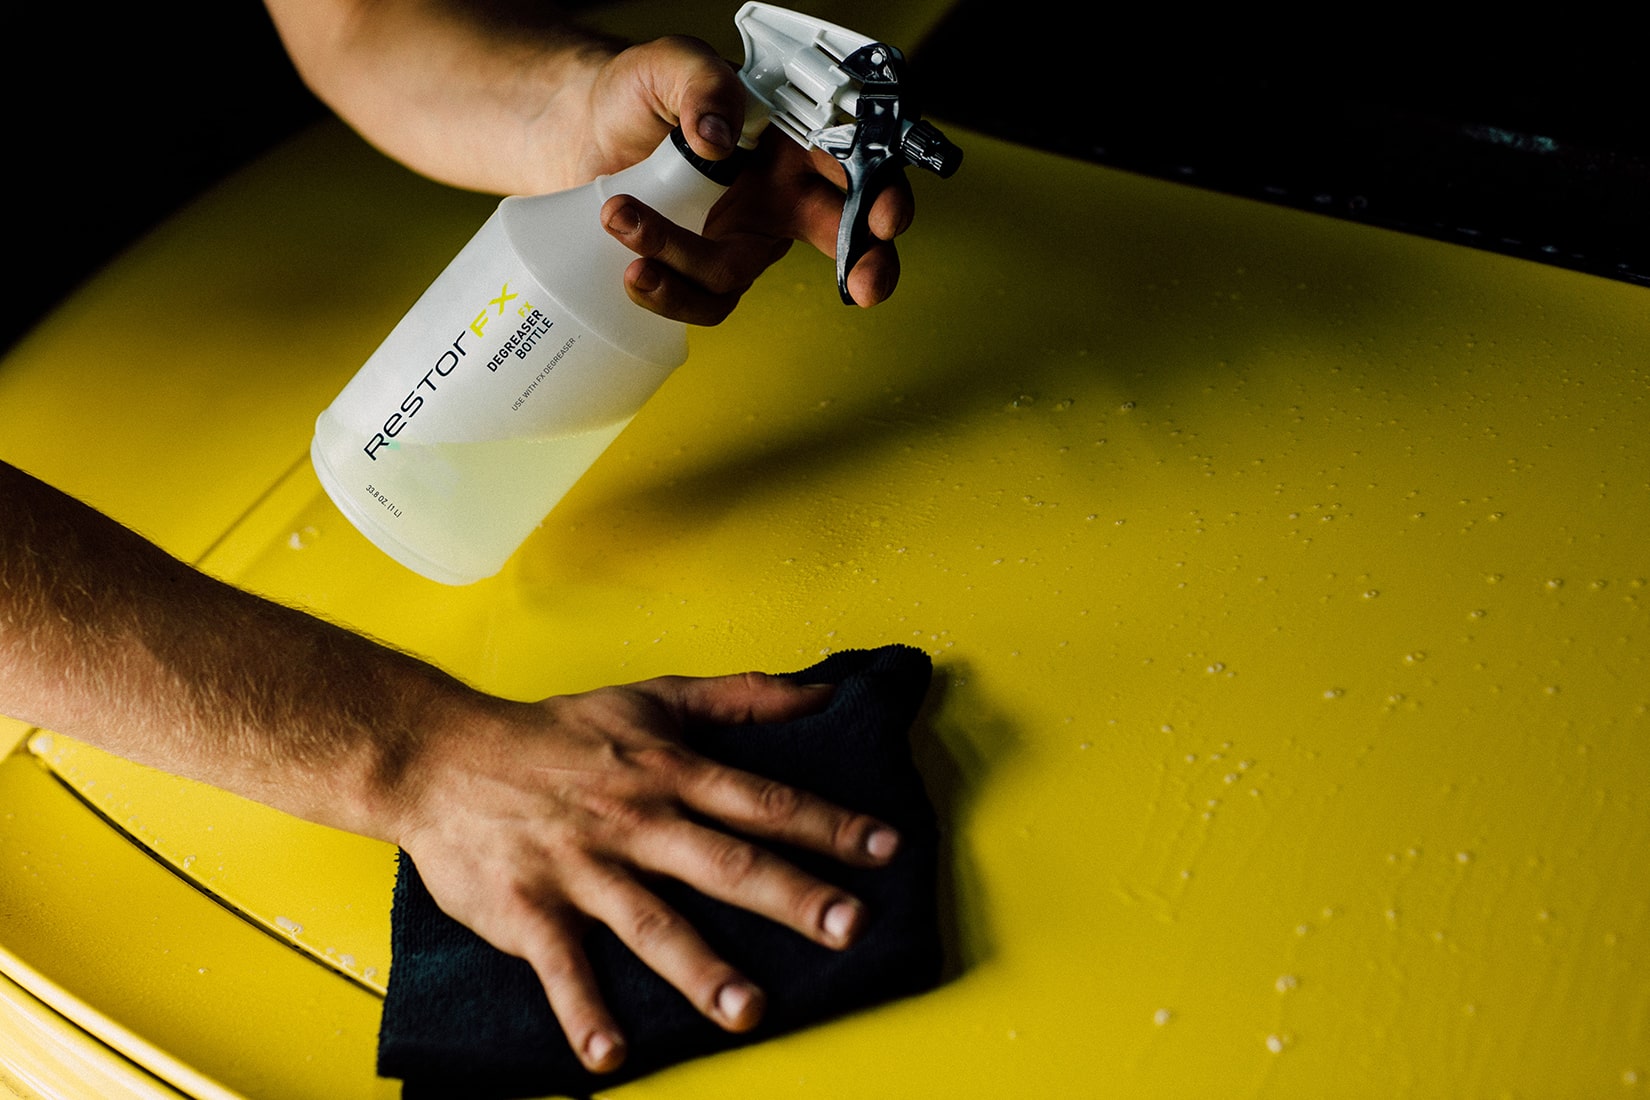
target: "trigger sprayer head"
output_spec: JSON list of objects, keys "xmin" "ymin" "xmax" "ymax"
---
[{"xmin": 732, "ymin": 2, "xmax": 963, "ymax": 303}]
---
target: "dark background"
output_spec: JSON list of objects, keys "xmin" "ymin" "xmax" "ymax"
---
[{"xmin": 3, "ymin": 4, "xmax": 1644, "ymax": 356}]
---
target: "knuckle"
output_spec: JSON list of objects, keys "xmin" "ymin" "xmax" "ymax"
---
[
  {"xmin": 752, "ymin": 778, "xmax": 803, "ymax": 823},
  {"xmin": 627, "ymin": 901, "xmax": 688, "ymax": 951},
  {"xmin": 704, "ymin": 248, "xmax": 766, "ymax": 298},
  {"xmin": 694, "ymin": 264, "xmax": 746, "ymax": 299},
  {"xmin": 588, "ymin": 793, "xmax": 651, "ymax": 836},
  {"xmin": 708, "ymin": 835, "xmax": 763, "ymax": 885},
  {"xmin": 631, "ymin": 743, "xmax": 693, "ymax": 785}
]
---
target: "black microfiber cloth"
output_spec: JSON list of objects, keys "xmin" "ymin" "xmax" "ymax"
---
[{"xmin": 377, "ymin": 644, "xmax": 942, "ymax": 1099}]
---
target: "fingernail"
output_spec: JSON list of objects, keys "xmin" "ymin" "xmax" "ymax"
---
[
  {"xmin": 865, "ymin": 827, "xmax": 900, "ymax": 861},
  {"xmin": 823, "ymin": 899, "xmax": 861, "ymax": 944},
  {"xmin": 585, "ymin": 1031, "xmax": 622, "ymax": 1070},
  {"xmin": 698, "ymin": 113, "xmax": 735, "ymax": 152},
  {"xmin": 716, "ymin": 981, "xmax": 761, "ymax": 1026},
  {"xmin": 605, "ymin": 201, "xmax": 641, "ymax": 237}
]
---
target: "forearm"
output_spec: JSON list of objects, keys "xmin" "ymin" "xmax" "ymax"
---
[
  {"xmin": 0, "ymin": 460, "xmax": 478, "ymax": 839},
  {"xmin": 265, "ymin": 0, "xmax": 625, "ymax": 195},
  {"xmin": 2, "ymin": 457, "xmax": 902, "ymax": 1068}
]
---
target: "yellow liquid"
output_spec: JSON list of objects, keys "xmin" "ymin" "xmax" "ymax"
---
[{"xmin": 314, "ymin": 415, "xmax": 631, "ymax": 583}]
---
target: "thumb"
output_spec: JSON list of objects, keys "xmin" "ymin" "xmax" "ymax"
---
[
  {"xmin": 638, "ymin": 35, "xmax": 746, "ymax": 160},
  {"xmin": 657, "ymin": 671, "xmax": 834, "ymax": 726}
]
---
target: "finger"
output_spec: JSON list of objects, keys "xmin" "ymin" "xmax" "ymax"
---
[
  {"xmin": 860, "ymin": 167, "xmax": 917, "ymax": 243},
  {"xmin": 623, "ymin": 258, "xmax": 740, "ymax": 327},
  {"xmin": 655, "ymin": 670, "xmax": 835, "ymax": 726},
  {"xmin": 577, "ymin": 863, "xmax": 766, "ymax": 1032},
  {"xmin": 633, "ymin": 818, "xmax": 869, "ymax": 948},
  {"xmin": 633, "ymin": 35, "xmax": 745, "ymax": 160},
  {"xmin": 603, "ymin": 195, "xmax": 780, "ymax": 296},
  {"xmin": 517, "ymin": 910, "xmax": 628, "ymax": 1073},
  {"xmin": 844, "ymin": 242, "xmax": 902, "ymax": 308},
  {"xmin": 678, "ymin": 758, "xmax": 901, "ymax": 868},
  {"xmin": 641, "ymin": 672, "xmax": 903, "ymax": 864},
  {"xmin": 779, "ymin": 176, "xmax": 906, "ymax": 307}
]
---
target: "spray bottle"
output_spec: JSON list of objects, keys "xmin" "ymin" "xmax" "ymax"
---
[{"xmin": 309, "ymin": 3, "xmax": 962, "ymax": 585}]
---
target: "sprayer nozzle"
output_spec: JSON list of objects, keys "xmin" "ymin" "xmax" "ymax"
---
[
  {"xmin": 734, "ymin": 3, "xmax": 963, "ymax": 303},
  {"xmin": 903, "ymin": 120, "xmax": 963, "ymax": 179}
]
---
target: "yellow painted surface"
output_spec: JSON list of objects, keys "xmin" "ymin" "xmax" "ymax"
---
[
  {"xmin": 0, "ymin": 965, "xmax": 190, "ymax": 1100},
  {"xmin": 3, "ymin": 2, "xmax": 1650, "ymax": 1096},
  {"xmin": 0, "ymin": 756, "xmax": 392, "ymax": 1099}
]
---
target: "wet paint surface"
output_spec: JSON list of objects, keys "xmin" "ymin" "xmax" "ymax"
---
[{"xmin": 3, "ymin": 63, "xmax": 1649, "ymax": 1100}]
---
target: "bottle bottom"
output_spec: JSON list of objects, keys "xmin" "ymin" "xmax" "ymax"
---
[{"xmin": 311, "ymin": 416, "xmax": 631, "ymax": 585}]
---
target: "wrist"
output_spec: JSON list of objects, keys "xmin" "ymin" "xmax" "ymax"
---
[{"xmin": 344, "ymin": 668, "xmax": 529, "ymax": 849}]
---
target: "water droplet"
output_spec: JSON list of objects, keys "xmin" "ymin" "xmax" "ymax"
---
[
  {"xmin": 274, "ymin": 916, "xmax": 304, "ymax": 936},
  {"xmin": 1206, "ymin": 661, "xmax": 1226, "ymax": 674},
  {"xmin": 1275, "ymin": 974, "xmax": 1299, "ymax": 993},
  {"xmin": 1363, "ymin": 589, "xmax": 1380, "ymax": 599},
  {"xmin": 286, "ymin": 525, "xmax": 320, "ymax": 550},
  {"xmin": 1456, "ymin": 851, "xmax": 1474, "ymax": 864},
  {"xmin": 1154, "ymin": 1008, "xmax": 1174, "ymax": 1026},
  {"xmin": 1323, "ymin": 688, "xmax": 1345, "ymax": 699},
  {"xmin": 1265, "ymin": 1033, "xmax": 1290, "ymax": 1053},
  {"xmin": 1404, "ymin": 651, "xmax": 1427, "ymax": 665},
  {"xmin": 1547, "ymin": 578, "xmax": 1565, "ymax": 590}
]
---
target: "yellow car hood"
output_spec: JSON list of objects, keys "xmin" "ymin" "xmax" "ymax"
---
[{"xmin": 4, "ymin": 6, "xmax": 1650, "ymax": 1097}]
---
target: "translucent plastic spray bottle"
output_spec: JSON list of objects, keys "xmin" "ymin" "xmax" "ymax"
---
[{"xmin": 309, "ymin": 2, "xmax": 961, "ymax": 585}]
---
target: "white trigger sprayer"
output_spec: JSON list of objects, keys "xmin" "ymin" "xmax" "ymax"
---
[{"xmin": 308, "ymin": 3, "xmax": 961, "ymax": 586}]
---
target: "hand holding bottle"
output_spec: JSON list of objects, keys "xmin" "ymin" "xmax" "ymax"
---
[
  {"xmin": 308, "ymin": 3, "xmax": 961, "ymax": 585},
  {"xmin": 266, "ymin": 1, "xmax": 915, "ymax": 318},
  {"xmin": 586, "ymin": 34, "xmax": 915, "ymax": 320}
]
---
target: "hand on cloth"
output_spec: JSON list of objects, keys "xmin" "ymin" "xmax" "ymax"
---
[{"xmin": 379, "ymin": 645, "xmax": 944, "ymax": 1099}]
